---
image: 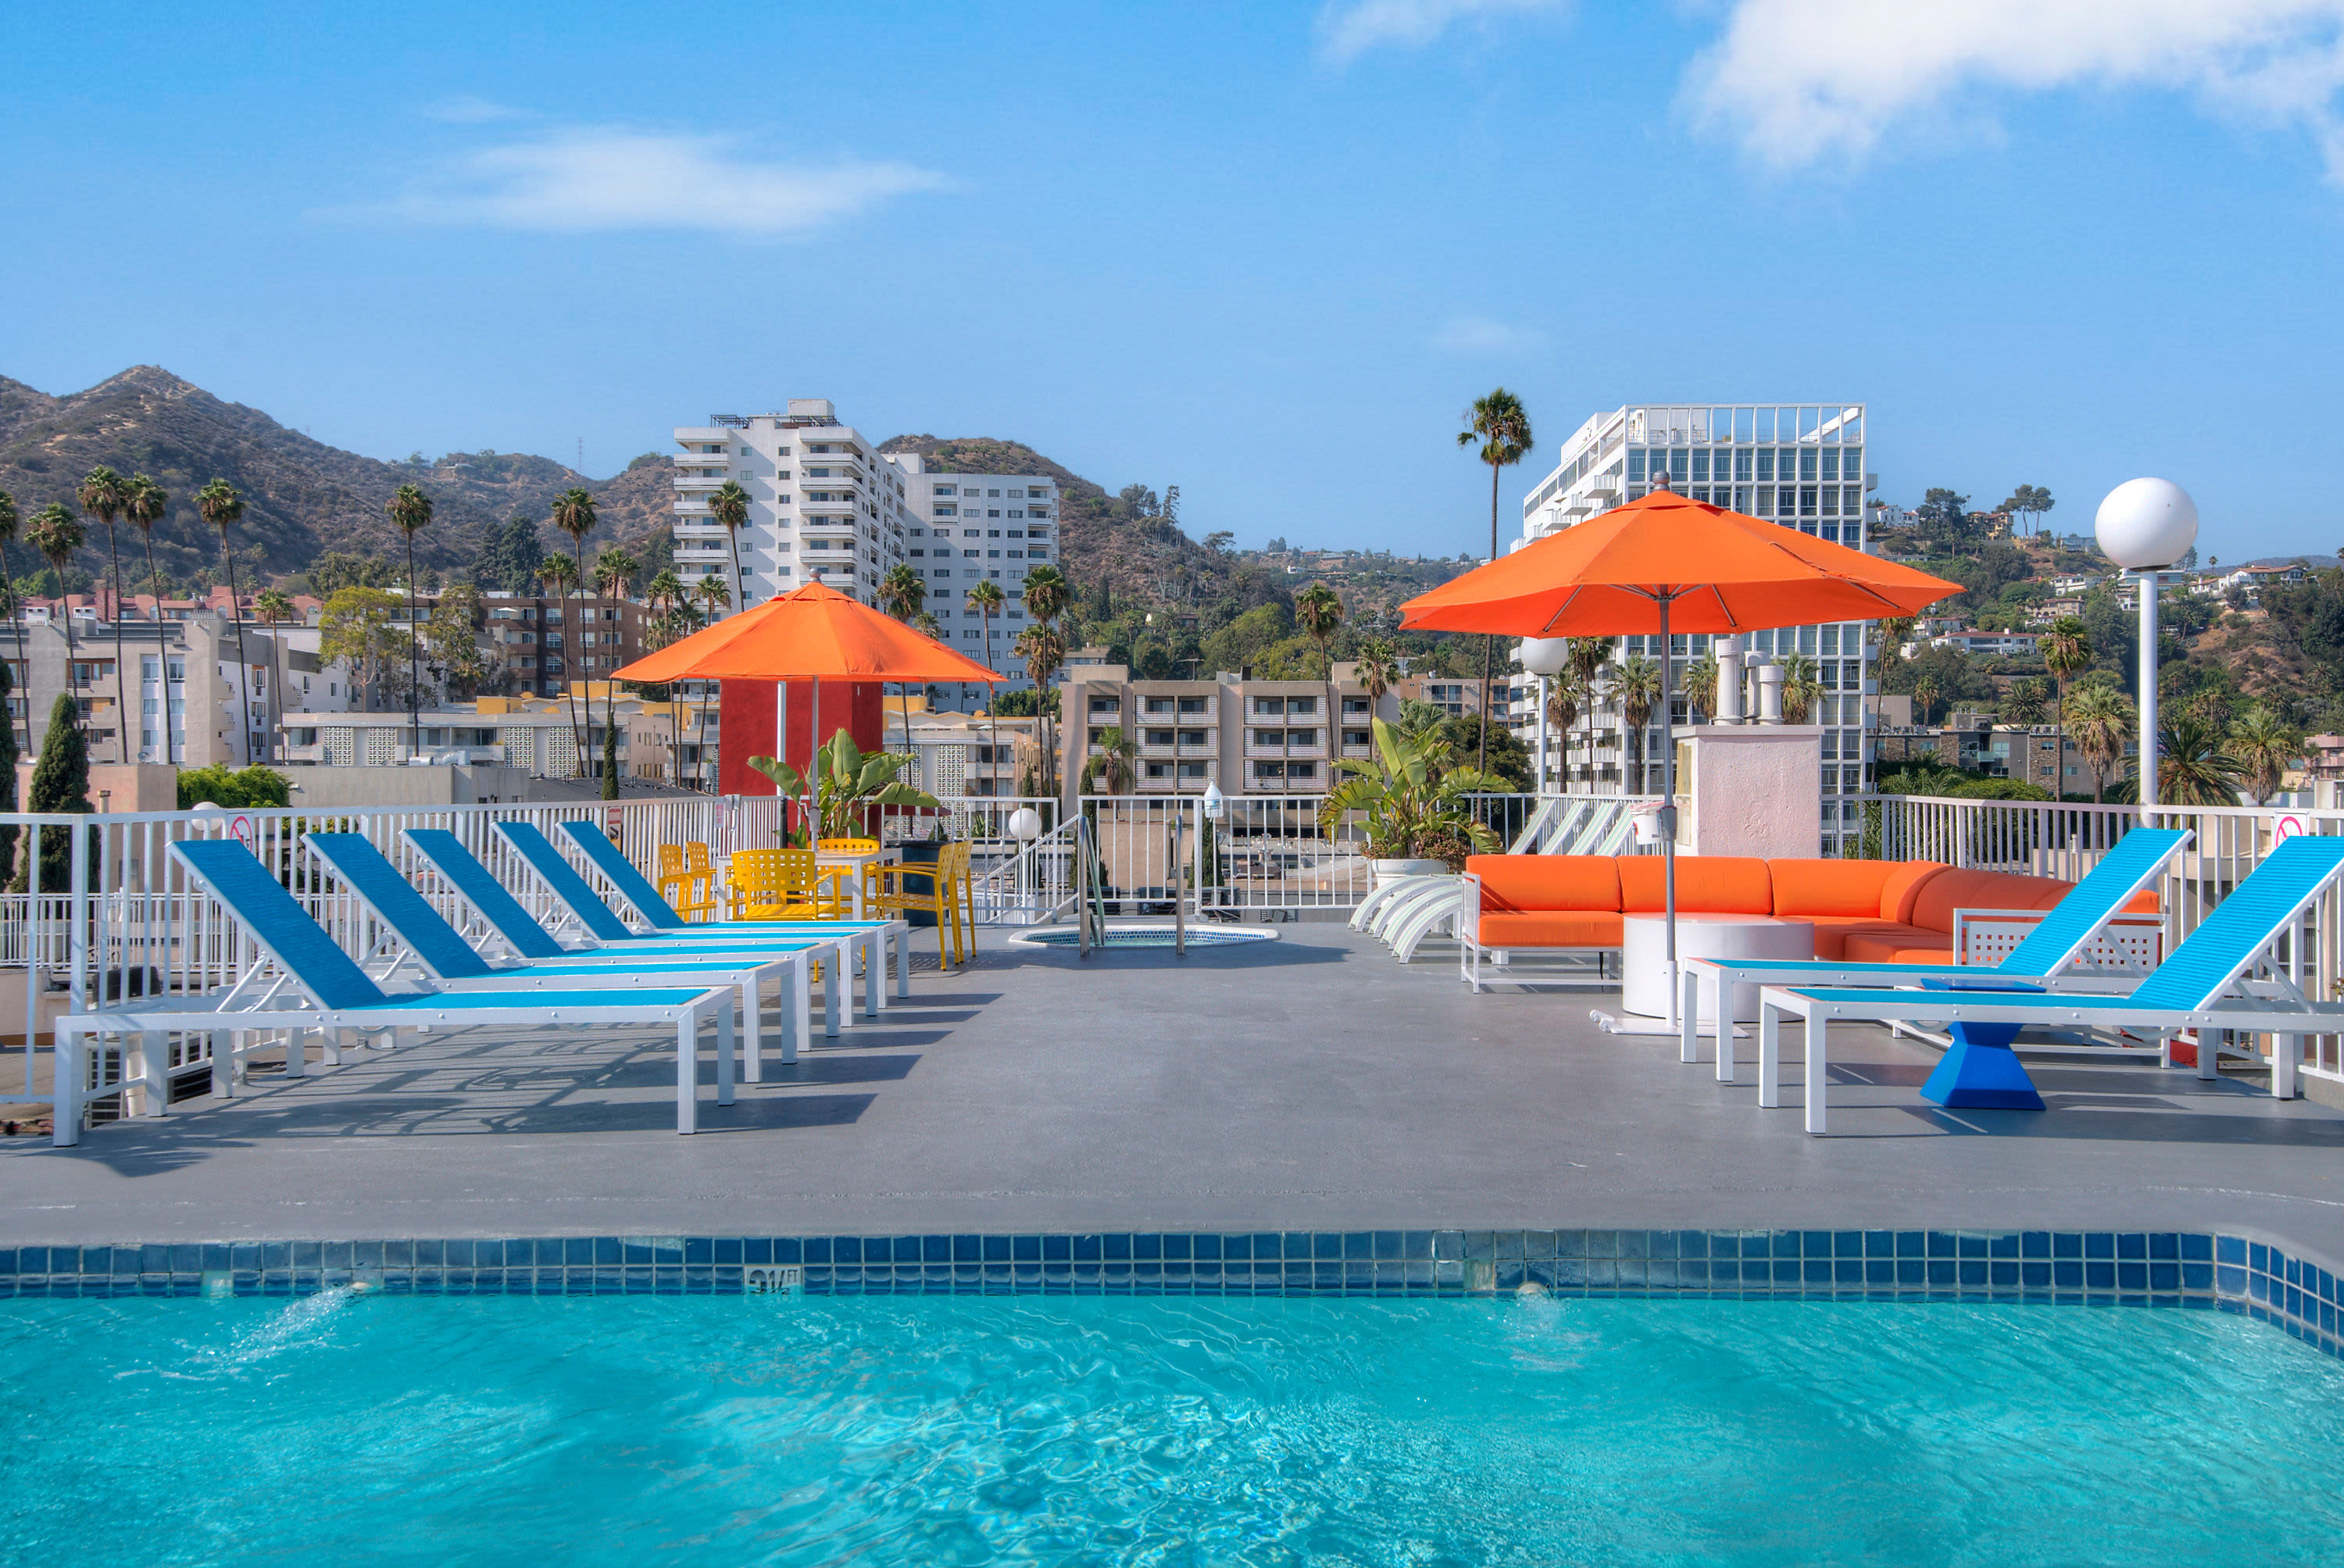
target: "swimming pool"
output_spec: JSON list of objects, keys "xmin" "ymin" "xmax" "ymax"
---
[{"xmin": 5, "ymin": 1295, "xmax": 2340, "ymax": 1565}]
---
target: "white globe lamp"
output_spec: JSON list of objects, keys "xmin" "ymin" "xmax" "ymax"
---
[
  {"xmin": 2095, "ymin": 478, "xmax": 2198, "ymax": 571},
  {"xmin": 2095, "ymin": 478, "xmax": 2199, "ymax": 813},
  {"xmin": 1006, "ymin": 807, "xmax": 1042, "ymax": 843},
  {"xmin": 1517, "ymin": 638, "xmax": 1572, "ymax": 794}
]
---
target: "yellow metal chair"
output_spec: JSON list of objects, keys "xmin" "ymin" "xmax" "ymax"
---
[
  {"xmin": 816, "ymin": 836, "xmax": 881, "ymax": 914},
  {"xmin": 871, "ymin": 841, "xmax": 970, "ymax": 968},
  {"xmin": 656, "ymin": 843, "xmax": 723, "ymax": 923},
  {"xmin": 727, "ymin": 848, "xmax": 836, "ymax": 922}
]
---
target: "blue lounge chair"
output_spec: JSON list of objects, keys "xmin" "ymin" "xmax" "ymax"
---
[
  {"xmin": 491, "ymin": 822, "xmax": 906, "ymax": 1019},
  {"xmin": 1757, "ymin": 834, "xmax": 2344, "ymax": 1133},
  {"xmin": 1682, "ymin": 827, "xmax": 2190, "ymax": 1100},
  {"xmin": 53, "ymin": 840, "xmax": 737, "ymax": 1145},
  {"xmin": 303, "ymin": 832, "xmax": 829, "ymax": 1077}
]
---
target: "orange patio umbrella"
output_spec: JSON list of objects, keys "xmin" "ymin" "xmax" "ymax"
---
[
  {"xmin": 1399, "ymin": 479, "xmax": 1963, "ymax": 1034},
  {"xmin": 613, "ymin": 580, "xmax": 1004, "ymax": 824}
]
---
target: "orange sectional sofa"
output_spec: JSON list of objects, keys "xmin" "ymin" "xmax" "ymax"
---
[{"xmin": 1458, "ymin": 855, "xmax": 2142, "ymax": 990}]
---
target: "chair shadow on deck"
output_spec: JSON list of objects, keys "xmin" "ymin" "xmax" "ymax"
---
[{"xmin": 1799, "ymin": 1055, "xmax": 2344, "ymax": 1146}]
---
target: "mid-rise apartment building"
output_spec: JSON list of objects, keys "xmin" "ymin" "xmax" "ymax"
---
[
  {"xmin": 3, "ymin": 613, "xmax": 280, "ymax": 766},
  {"xmin": 892, "ymin": 452, "xmax": 1056, "ymax": 707},
  {"xmin": 670, "ymin": 401, "xmax": 912, "ymax": 607},
  {"xmin": 1510, "ymin": 402, "xmax": 1878, "ymax": 854},
  {"xmin": 1056, "ymin": 654, "xmax": 1397, "ymax": 808}
]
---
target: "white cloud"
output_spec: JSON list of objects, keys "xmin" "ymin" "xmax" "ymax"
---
[
  {"xmin": 318, "ymin": 128, "xmax": 946, "ymax": 235},
  {"xmin": 1431, "ymin": 314, "xmax": 1546, "ymax": 354},
  {"xmin": 1317, "ymin": 0, "xmax": 1568, "ymax": 63},
  {"xmin": 422, "ymin": 96, "xmax": 530, "ymax": 125},
  {"xmin": 1688, "ymin": 0, "xmax": 2344, "ymax": 178}
]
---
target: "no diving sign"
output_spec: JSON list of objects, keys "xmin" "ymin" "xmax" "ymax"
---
[{"xmin": 2274, "ymin": 813, "xmax": 2310, "ymax": 842}]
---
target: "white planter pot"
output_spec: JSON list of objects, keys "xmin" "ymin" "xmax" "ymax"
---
[{"xmin": 1371, "ymin": 857, "xmax": 1450, "ymax": 888}]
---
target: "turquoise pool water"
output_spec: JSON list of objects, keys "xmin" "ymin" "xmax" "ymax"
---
[{"xmin": 5, "ymin": 1295, "xmax": 2341, "ymax": 1565}]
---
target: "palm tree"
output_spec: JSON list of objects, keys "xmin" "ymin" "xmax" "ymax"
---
[
  {"xmin": 592, "ymin": 545, "xmax": 638, "ymax": 795},
  {"xmin": 1868, "ymin": 613, "xmax": 1916, "ymax": 785},
  {"xmin": 1013, "ymin": 623, "xmax": 1066, "ymax": 796},
  {"xmin": 1780, "ymin": 652, "xmax": 1823, "ymax": 725},
  {"xmin": 119, "ymin": 475, "xmax": 171, "ymax": 762},
  {"xmin": 0, "ymin": 489, "xmax": 33, "ymax": 762},
  {"xmin": 195, "ymin": 480, "xmax": 252, "ymax": 763},
  {"xmin": 2003, "ymin": 677, "xmax": 2051, "ymax": 727},
  {"xmin": 690, "ymin": 573, "xmax": 731, "ymax": 790},
  {"xmin": 549, "ymin": 488, "xmax": 599, "ymax": 775},
  {"xmin": 1543, "ymin": 668, "xmax": 1581, "ymax": 793},
  {"xmin": 877, "ymin": 562, "xmax": 928, "ymax": 748},
  {"xmin": 1094, "ymin": 724, "xmax": 1138, "ymax": 794},
  {"xmin": 1911, "ymin": 671, "xmax": 1941, "ymax": 728},
  {"xmin": 709, "ymin": 480, "xmax": 751, "ymax": 616},
  {"xmin": 644, "ymin": 569, "xmax": 687, "ymax": 782},
  {"xmin": 2064, "ymin": 681, "xmax": 2133, "ymax": 803},
  {"xmin": 77, "ymin": 467, "xmax": 131, "ymax": 762},
  {"xmin": 968, "ymin": 577, "xmax": 1006, "ymax": 795},
  {"xmin": 24, "ymin": 503, "xmax": 84, "ymax": 734},
  {"xmin": 255, "ymin": 588, "xmax": 294, "ymax": 761},
  {"xmin": 1020, "ymin": 564, "xmax": 1072, "ymax": 794},
  {"xmin": 1295, "ymin": 581, "xmax": 1344, "ymax": 766},
  {"xmin": 2156, "ymin": 714, "xmax": 2245, "ymax": 807},
  {"xmin": 1566, "ymin": 636, "xmax": 1610, "ymax": 791},
  {"xmin": 2226, "ymin": 705, "xmax": 2301, "ymax": 805},
  {"xmin": 1615, "ymin": 654, "xmax": 1661, "ymax": 794},
  {"xmin": 1356, "ymin": 637, "xmax": 1396, "ymax": 709},
  {"xmin": 2042, "ymin": 616, "xmax": 2092, "ymax": 799},
  {"xmin": 386, "ymin": 482, "xmax": 434, "ymax": 760},
  {"xmin": 1457, "ymin": 388, "xmax": 1533, "ymax": 779}
]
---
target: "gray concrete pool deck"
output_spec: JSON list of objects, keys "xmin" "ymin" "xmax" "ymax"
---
[{"xmin": 5, "ymin": 923, "xmax": 2344, "ymax": 1263}]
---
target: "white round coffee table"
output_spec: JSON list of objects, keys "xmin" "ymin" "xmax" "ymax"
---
[{"xmin": 1622, "ymin": 912, "xmax": 1814, "ymax": 1023}]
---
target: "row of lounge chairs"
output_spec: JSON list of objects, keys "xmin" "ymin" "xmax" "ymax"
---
[
  {"xmin": 1681, "ymin": 828, "xmax": 2344, "ymax": 1132},
  {"xmin": 53, "ymin": 821, "xmax": 913, "ymax": 1144}
]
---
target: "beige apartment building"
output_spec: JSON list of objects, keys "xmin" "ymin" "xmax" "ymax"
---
[{"xmin": 1055, "ymin": 652, "xmax": 1397, "ymax": 807}]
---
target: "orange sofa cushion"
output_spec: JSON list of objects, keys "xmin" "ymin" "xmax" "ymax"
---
[
  {"xmin": 1880, "ymin": 862, "xmax": 1951, "ymax": 923},
  {"xmin": 1478, "ymin": 911, "xmax": 1627, "ymax": 948},
  {"xmin": 1908, "ymin": 869, "xmax": 2073, "ymax": 934},
  {"xmin": 1806, "ymin": 916, "xmax": 1939, "ymax": 963},
  {"xmin": 1470, "ymin": 855, "xmax": 1620, "ymax": 915},
  {"xmin": 1618, "ymin": 855, "xmax": 1773, "ymax": 915},
  {"xmin": 1768, "ymin": 859, "xmax": 1903, "ymax": 918},
  {"xmin": 1841, "ymin": 932, "xmax": 1958, "ymax": 966}
]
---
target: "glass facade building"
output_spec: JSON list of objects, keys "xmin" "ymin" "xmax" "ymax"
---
[{"xmin": 1510, "ymin": 403, "xmax": 1878, "ymax": 855}]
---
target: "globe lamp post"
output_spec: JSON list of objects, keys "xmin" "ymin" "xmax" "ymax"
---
[
  {"xmin": 1517, "ymin": 637, "xmax": 1572, "ymax": 794},
  {"xmin": 2093, "ymin": 478, "xmax": 2199, "ymax": 813}
]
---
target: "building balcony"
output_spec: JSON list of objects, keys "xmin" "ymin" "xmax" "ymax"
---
[{"xmin": 673, "ymin": 477, "xmax": 724, "ymax": 493}]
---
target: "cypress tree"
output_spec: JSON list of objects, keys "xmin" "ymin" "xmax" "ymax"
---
[
  {"xmin": 12, "ymin": 692, "xmax": 92, "ymax": 894},
  {"xmin": 602, "ymin": 717, "xmax": 620, "ymax": 800}
]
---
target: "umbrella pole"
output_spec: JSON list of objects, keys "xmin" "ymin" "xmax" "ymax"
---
[
  {"xmin": 810, "ymin": 680, "xmax": 822, "ymax": 843},
  {"xmin": 776, "ymin": 679, "xmax": 789, "ymax": 841},
  {"xmin": 1658, "ymin": 595, "xmax": 1678, "ymax": 1033}
]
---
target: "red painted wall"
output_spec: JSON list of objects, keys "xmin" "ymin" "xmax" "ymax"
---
[{"xmin": 717, "ymin": 679, "xmax": 887, "ymax": 795}]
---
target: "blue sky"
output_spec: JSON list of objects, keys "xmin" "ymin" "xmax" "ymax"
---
[{"xmin": 6, "ymin": 0, "xmax": 2344, "ymax": 564}]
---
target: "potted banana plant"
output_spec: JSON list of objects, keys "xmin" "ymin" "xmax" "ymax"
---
[
  {"xmin": 1318, "ymin": 716, "xmax": 1502, "ymax": 886},
  {"xmin": 749, "ymin": 728, "xmax": 941, "ymax": 844}
]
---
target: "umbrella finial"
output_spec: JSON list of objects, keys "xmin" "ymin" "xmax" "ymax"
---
[{"xmin": 1649, "ymin": 466, "xmax": 1674, "ymax": 494}]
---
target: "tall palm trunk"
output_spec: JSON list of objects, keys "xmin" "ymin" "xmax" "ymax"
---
[
  {"xmin": 221, "ymin": 552, "xmax": 252, "ymax": 765},
  {"xmin": 570, "ymin": 538, "xmax": 590, "ymax": 775},
  {"xmin": 981, "ymin": 608, "xmax": 999, "ymax": 805},
  {"xmin": 694, "ymin": 680, "xmax": 710, "ymax": 792},
  {"xmin": 102, "ymin": 526, "xmax": 130, "ymax": 763},
  {"xmin": 406, "ymin": 534, "xmax": 421, "ymax": 760},
  {"xmin": 1479, "ymin": 464, "xmax": 1497, "ymax": 780},
  {"xmin": 136, "ymin": 530, "xmax": 170, "ymax": 764}
]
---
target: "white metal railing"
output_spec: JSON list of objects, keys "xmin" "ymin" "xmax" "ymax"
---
[{"xmin": 1863, "ymin": 794, "xmax": 2344, "ymax": 1085}]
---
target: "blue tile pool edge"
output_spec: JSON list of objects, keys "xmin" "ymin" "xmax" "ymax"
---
[{"xmin": 0, "ymin": 1229, "xmax": 2335, "ymax": 1356}]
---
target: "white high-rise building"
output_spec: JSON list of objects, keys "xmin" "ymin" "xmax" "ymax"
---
[
  {"xmin": 889, "ymin": 452, "xmax": 1059, "ymax": 708},
  {"xmin": 1509, "ymin": 402, "xmax": 1878, "ymax": 854},
  {"xmin": 670, "ymin": 401, "xmax": 911, "ymax": 605}
]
